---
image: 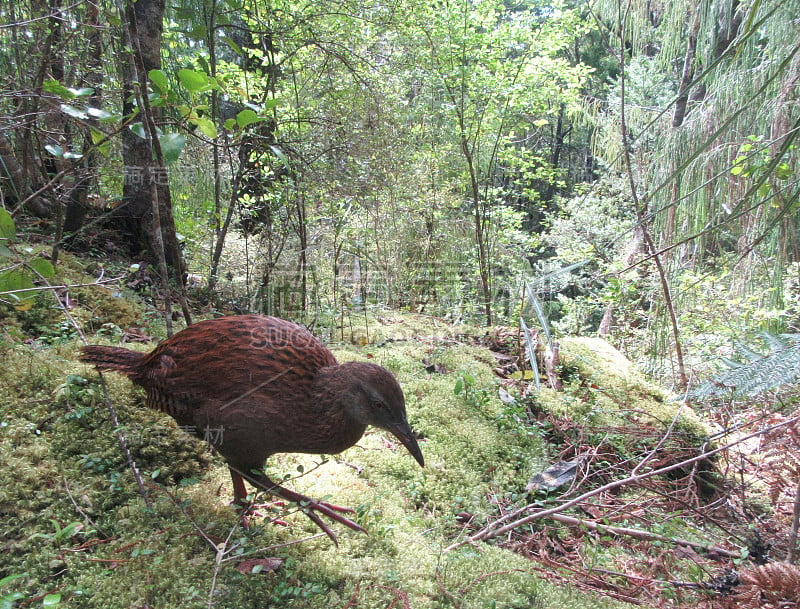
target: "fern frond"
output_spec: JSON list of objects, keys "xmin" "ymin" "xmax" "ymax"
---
[
  {"xmin": 734, "ymin": 340, "xmax": 767, "ymax": 363},
  {"xmin": 739, "ymin": 563, "xmax": 800, "ymax": 603},
  {"xmin": 762, "ymin": 331, "xmax": 788, "ymax": 352},
  {"xmin": 691, "ymin": 333, "xmax": 800, "ymax": 399}
]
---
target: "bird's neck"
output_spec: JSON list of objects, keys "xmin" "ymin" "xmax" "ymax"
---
[{"xmin": 309, "ymin": 365, "xmax": 368, "ymax": 453}]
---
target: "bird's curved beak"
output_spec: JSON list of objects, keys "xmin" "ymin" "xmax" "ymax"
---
[{"xmin": 388, "ymin": 421, "xmax": 425, "ymax": 467}]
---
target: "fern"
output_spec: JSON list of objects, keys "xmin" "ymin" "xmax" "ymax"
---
[
  {"xmin": 691, "ymin": 333, "xmax": 800, "ymax": 399},
  {"xmin": 739, "ymin": 563, "xmax": 800, "ymax": 604}
]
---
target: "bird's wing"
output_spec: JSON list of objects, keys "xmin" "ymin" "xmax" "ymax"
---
[{"xmin": 136, "ymin": 317, "xmax": 336, "ymax": 419}]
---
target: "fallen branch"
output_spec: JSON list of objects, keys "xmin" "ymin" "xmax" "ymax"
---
[
  {"xmin": 445, "ymin": 412, "xmax": 800, "ymax": 551},
  {"xmin": 545, "ymin": 512, "xmax": 740, "ymax": 558}
]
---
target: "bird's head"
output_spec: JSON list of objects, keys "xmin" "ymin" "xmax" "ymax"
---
[{"xmin": 340, "ymin": 361, "xmax": 424, "ymax": 467}]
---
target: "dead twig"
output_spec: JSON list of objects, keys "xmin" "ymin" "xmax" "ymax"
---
[
  {"xmin": 544, "ymin": 511, "xmax": 740, "ymax": 558},
  {"xmin": 62, "ymin": 476, "xmax": 108, "ymax": 538},
  {"xmin": 788, "ymin": 477, "xmax": 800, "ymax": 563}
]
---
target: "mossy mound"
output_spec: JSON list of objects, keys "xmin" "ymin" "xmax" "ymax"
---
[
  {"xmin": 0, "ymin": 251, "xmax": 144, "ymax": 343},
  {"xmin": 552, "ymin": 336, "xmax": 711, "ymax": 441},
  {"xmin": 1, "ymin": 313, "xmax": 643, "ymax": 608}
]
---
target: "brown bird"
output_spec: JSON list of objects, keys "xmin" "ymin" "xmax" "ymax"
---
[{"xmin": 80, "ymin": 314, "xmax": 424, "ymax": 541}]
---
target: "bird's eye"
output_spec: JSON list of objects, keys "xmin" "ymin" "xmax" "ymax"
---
[{"xmin": 373, "ymin": 400, "xmax": 384, "ymax": 410}]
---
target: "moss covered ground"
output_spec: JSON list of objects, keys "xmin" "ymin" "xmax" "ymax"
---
[{"xmin": 1, "ymin": 265, "xmax": 716, "ymax": 608}]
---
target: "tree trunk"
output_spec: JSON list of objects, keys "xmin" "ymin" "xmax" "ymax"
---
[
  {"xmin": 460, "ymin": 130, "xmax": 493, "ymax": 326},
  {"xmin": 672, "ymin": 7, "xmax": 700, "ymax": 128},
  {"xmin": 0, "ymin": 133, "xmax": 50, "ymax": 218},
  {"xmin": 117, "ymin": 0, "xmax": 183, "ymax": 271}
]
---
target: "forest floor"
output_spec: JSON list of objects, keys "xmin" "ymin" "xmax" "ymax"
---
[{"xmin": 1, "ymin": 253, "xmax": 799, "ymax": 609}]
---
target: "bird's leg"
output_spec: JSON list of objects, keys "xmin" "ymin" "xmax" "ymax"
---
[
  {"xmin": 231, "ymin": 468, "xmax": 250, "ymax": 507},
  {"xmin": 230, "ymin": 468, "xmax": 255, "ymax": 529},
  {"xmin": 229, "ymin": 468, "xmax": 288, "ymax": 529},
  {"xmin": 232, "ymin": 466, "xmax": 366, "ymax": 544}
]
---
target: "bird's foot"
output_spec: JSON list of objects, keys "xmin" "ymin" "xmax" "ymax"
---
[
  {"xmin": 293, "ymin": 497, "xmax": 365, "ymax": 544},
  {"xmin": 271, "ymin": 487, "xmax": 365, "ymax": 544},
  {"xmin": 233, "ymin": 468, "xmax": 366, "ymax": 544},
  {"xmin": 234, "ymin": 500, "xmax": 290, "ymax": 530}
]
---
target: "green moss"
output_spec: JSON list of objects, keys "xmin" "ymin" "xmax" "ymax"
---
[
  {"xmin": 1, "ymin": 312, "xmax": 645, "ymax": 609},
  {"xmin": 1, "ymin": 251, "xmax": 144, "ymax": 342},
  {"xmin": 557, "ymin": 337, "xmax": 711, "ymax": 441}
]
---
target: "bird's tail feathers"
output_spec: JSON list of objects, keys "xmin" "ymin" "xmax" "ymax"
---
[{"xmin": 80, "ymin": 345, "xmax": 144, "ymax": 375}]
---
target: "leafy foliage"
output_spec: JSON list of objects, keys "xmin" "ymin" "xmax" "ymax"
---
[
  {"xmin": 692, "ymin": 333, "xmax": 800, "ymax": 398},
  {"xmin": 0, "ymin": 209, "xmax": 55, "ymax": 311}
]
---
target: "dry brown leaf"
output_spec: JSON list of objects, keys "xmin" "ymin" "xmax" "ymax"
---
[{"xmin": 235, "ymin": 557, "xmax": 283, "ymax": 575}]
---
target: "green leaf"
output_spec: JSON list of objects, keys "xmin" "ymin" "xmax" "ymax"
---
[
  {"xmin": 178, "ymin": 68, "xmax": 209, "ymax": 94},
  {"xmin": 236, "ymin": 109, "xmax": 263, "ymax": 128},
  {"xmin": 0, "ymin": 244, "xmax": 12, "ymax": 258},
  {"xmin": 43, "ymin": 592, "xmax": 62, "ymax": 607},
  {"xmin": 0, "ymin": 592, "xmax": 24, "ymax": 609},
  {"xmin": 129, "ymin": 122, "xmax": 147, "ymax": 139},
  {"xmin": 44, "ymin": 80, "xmax": 90, "ymax": 100},
  {"xmin": 68, "ymin": 87, "xmax": 94, "ymax": 98},
  {"xmin": 775, "ymin": 162, "xmax": 792, "ymax": 179},
  {"xmin": 0, "ymin": 572, "xmax": 27, "ymax": 588},
  {"xmin": 0, "ymin": 268, "xmax": 36, "ymax": 310},
  {"xmin": 197, "ymin": 55, "xmax": 211, "ymax": 75},
  {"xmin": 29, "ymin": 257, "xmax": 55, "ymax": 278},
  {"xmin": 159, "ymin": 132, "xmax": 186, "ymax": 164},
  {"xmin": 148, "ymin": 69, "xmax": 170, "ymax": 94},
  {"xmin": 223, "ymin": 36, "xmax": 244, "ymax": 57},
  {"xmin": 194, "ymin": 117, "xmax": 217, "ymax": 139},
  {"xmin": 223, "ymin": 118, "xmax": 236, "ymax": 130},
  {"xmin": 90, "ymin": 127, "xmax": 111, "ymax": 157},
  {"xmin": 269, "ymin": 145, "xmax": 289, "ymax": 170},
  {"xmin": 148, "ymin": 92, "xmax": 167, "ymax": 107},
  {"xmin": 60, "ymin": 104, "xmax": 89, "ymax": 119},
  {"xmin": 42, "ymin": 79, "xmax": 73, "ymax": 99},
  {"xmin": 0, "ymin": 208, "xmax": 15, "ymax": 241},
  {"xmin": 189, "ymin": 25, "xmax": 208, "ymax": 41},
  {"xmin": 87, "ymin": 107, "xmax": 118, "ymax": 122},
  {"xmin": 45, "ymin": 144, "xmax": 64, "ymax": 157}
]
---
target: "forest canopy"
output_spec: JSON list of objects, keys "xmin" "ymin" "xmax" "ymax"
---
[
  {"xmin": 2, "ymin": 0, "xmax": 797, "ymax": 381},
  {"xmin": 1, "ymin": 0, "xmax": 797, "ymax": 362}
]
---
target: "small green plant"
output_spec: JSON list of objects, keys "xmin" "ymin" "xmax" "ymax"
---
[
  {"xmin": 268, "ymin": 557, "xmax": 324, "ymax": 604},
  {"xmin": 0, "ymin": 573, "xmax": 62, "ymax": 608},
  {"xmin": 96, "ymin": 322, "xmax": 124, "ymax": 341},
  {"xmin": 453, "ymin": 372, "xmax": 490, "ymax": 410},
  {"xmin": 55, "ymin": 375, "xmax": 97, "ymax": 408},
  {"xmin": 0, "ymin": 208, "xmax": 55, "ymax": 312},
  {"xmin": 35, "ymin": 321, "xmax": 78, "ymax": 345},
  {"xmin": 32, "ymin": 519, "xmax": 84, "ymax": 545},
  {"xmin": 0, "ymin": 573, "xmax": 26, "ymax": 609}
]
